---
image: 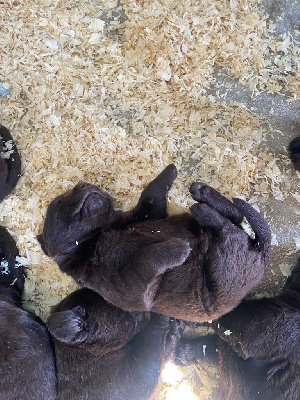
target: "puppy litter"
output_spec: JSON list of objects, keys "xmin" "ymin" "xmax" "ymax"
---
[{"xmin": 0, "ymin": 0, "xmax": 298, "ymax": 398}]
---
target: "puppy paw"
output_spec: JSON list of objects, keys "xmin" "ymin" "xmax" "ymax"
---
[
  {"xmin": 161, "ymin": 238, "xmax": 191, "ymax": 270},
  {"xmin": 156, "ymin": 164, "xmax": 177, "ymax": 190},
  {"xmin": 47, "ymin": 306, "xmax": 89, "ymax": 344},
  {"xmin": 190, "ymin": 182, "xmax": 243, "ymax": 225},
  {"xmin": 133, "ymin": 164, "xmax": 177, "ymax": 222},
  {"xmin": 189, "ymin": 182, "xmax": 210, "ymax": 201}
]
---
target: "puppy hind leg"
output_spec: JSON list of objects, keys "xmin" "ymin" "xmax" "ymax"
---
[
  {"xmin": 130, "ymin": 164, "xmax": 177, "ymax": 222},
  {"xmin": 190, "ymin": 202, "xmax": 233, "ymax": 232},
  {"xmin": 189, "ymin": 182, "xmax": 243, "ymax": 225}
]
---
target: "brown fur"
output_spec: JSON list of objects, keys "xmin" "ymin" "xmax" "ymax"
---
[
  {"xmin": 47, "ymin": 288, "xmax": 182, "ymax": 400},
  {"xmin": 176, "ymin": 259, "xmax": 300, "ymax": 400},
  {"xmin": 0, "ymin": 226, "xmax": 56, "ymax": 400},
  {"xmin": 38, "ymin": 165, "xmax": 271, "ymax": 322}
]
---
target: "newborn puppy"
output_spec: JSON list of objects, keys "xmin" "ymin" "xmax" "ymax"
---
[
  {"xmin": 289, "ymin": 136, "xmax": 300, "ymax": 171},
  {"xmin": 38, "ymin": 165, "xmax": 271, "ymax": 322},
  {"xmin": 176, "ymin": 258, "xmax": 300, "ymax": 400},
  {"xmin": 0, "ymin": 126, "xmax": 21, "ymax": 201},
  {"xmin": 47, "ymin": 288, "xmax": 180, "ymax": 400},
  {"xmin": 0, "ymin": 226, "xmax": 56, "ymax": 400}
]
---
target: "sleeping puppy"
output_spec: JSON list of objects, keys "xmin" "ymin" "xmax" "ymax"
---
[
  {"xmin": 289, "ymin": 136, "xmax": 300, "ymax": 171},
  {"xmin": 0, "ymin": 226, "xmax": 56, "ymax": 400},
  {"xmin": 0, "ymin": 125, "xmax": 21, "ymax": 201},
  {"xmin": 176, "ymin": 258, "xmax": 300, "ymax": 400},
  {"xmin": 47, "ymin": 288, "xmax": 180, "ymax": 400},
  {"xmin": 0, "ymin": 129, "xmax": 55, "ymax": 399},
  {"xmin": 38, "ymin": 165, "xmax": 271, "ymax": 322}
]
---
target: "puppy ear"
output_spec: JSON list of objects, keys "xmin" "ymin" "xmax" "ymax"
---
[
  {"xmin": 47, "ymin": 306, "xmax": 89, "ymax": 344},
  {"xmin": 37, "ymin": 233, "xmax": 49, "ymax": 256}
]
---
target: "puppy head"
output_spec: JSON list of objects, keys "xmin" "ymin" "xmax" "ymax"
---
[{"xmin": 38, "ymin": 183, "xmax": 115, "ymax": 258}]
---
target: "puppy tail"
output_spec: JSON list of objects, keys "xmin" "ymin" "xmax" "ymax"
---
[{"xmin": 232, "ymin": 198, "xmax": 271, "ymax": 265}]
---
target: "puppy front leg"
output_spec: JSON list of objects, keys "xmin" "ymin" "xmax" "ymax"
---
[
  {"xmin": 97, "ymin": 238, "xmax": 191, "ymax": 312},
  {"xmin": 119, "ymin": 238, "xmax": 191, "ymax": 311}
]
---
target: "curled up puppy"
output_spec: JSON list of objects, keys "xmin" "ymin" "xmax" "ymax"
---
[
  {"xmin": 47, "ymin": 288, "xmax": 181, "ymax": 400},
  {"xmin": 175, "ymin": 258, "xmax": 300, "ymax": 400},
  {"xmin": 0, "ymin": 125, "xmax": 56, "ymax": 399},
  {"xmin": 0, "ymin": 226, "xmax": 56, "ymax": 400},
  {"xmin": 38, "ymin": 164, "xmax": 271, "ymax": 322}
]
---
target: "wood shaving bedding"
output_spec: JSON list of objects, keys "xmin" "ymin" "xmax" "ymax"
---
[{"xmin": 0, "ymin": 1, "xmax": 298, "ymax": 398}]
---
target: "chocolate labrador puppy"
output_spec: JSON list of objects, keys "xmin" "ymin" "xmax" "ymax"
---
[
  {"xmin": 38, "ymin": 165, "xmax": 271, "ymax": 322},
  {"xmin": 47, "ymin": 288, "xmax": 181, "ymax": 400},
  {"xmin": 0, "ymin": 125, "xmax": 21, "ymax": 201},
  {"xmin": 0, "ymin": 226, "xmax": 56, "ymax": 400},
  {"xmin": 176, "ymin": 257, "xmax": 300, "ymax": 400}
]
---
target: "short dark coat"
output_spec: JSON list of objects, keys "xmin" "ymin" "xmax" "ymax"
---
[
  {"xmin": 38, "ymin": 165, "xmax": 271, "ymax": 322},
  {"xmin": 0, "ymin": 226, "xmax": 56, "ymax": 400},
  {"xmin": 175, "ymin": 258, "xmax": 300, "ymax": 400},
  {"xmin": 47, "ymin": 288, "xmax": 181, "ymax": 400}
]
